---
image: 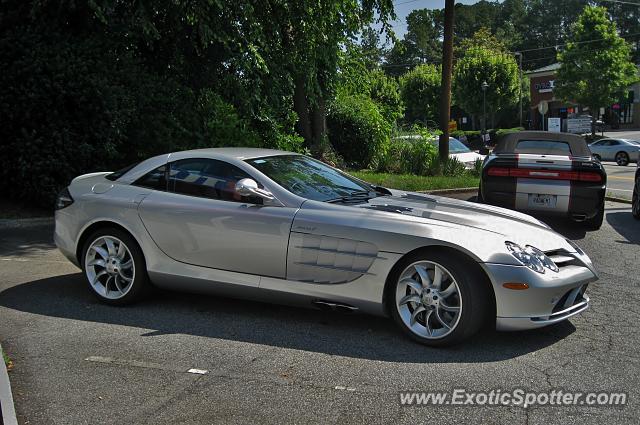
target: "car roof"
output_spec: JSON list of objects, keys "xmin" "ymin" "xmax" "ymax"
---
[
  {"xmin": 171, "ymin": 147, "xmax": 296, "ymax": 161},
  {"xmin": 494, "ymin": 131, "xmax": 590, "ymax": 157}
]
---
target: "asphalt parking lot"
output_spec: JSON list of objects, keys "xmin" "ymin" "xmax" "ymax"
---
[
  {"xmin": 603, "ymin": 162, "xmax": 636, "ymax": 200},
  {"xmin": 0, "ymin": 201, "xmax": 639, "ymax": 424}
]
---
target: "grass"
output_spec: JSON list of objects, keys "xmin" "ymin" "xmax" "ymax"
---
[
  {"xmin": 2, "ymin": 348, "xmax": 13, "ymax": 371},
  {"xmin": 350, "ymin": 170, "xmax": 479, "ymax": 192}
]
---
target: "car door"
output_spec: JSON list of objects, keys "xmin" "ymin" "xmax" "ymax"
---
[
  {"xmin": 137, "ymin": 158, "xmax": 297, "ymax": 278},
  {"xmin": 590, "ymin": 140, "xmax": 607, "ymax": 158},
  {"xmin": 604, "ymin": 140, "xmax": 621, "ymax": 160}
]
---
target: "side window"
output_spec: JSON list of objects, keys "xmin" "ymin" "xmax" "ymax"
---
[
  {"xmin": 133, "ymin": 165, "xmax": 167, "ymax": 191},
  {"xmin": 168, "ymin": 158, "xmax": 262, "ymax": 204},
  {"xmin": 609, "ymin": 140, "xmax": 621, "ymax": 146}
]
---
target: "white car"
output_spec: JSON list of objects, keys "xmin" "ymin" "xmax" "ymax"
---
[
  {"xmin": 394, "ymin": 135, "xmax": 485, "ymax": 169},
  {"xmin": 588, "ymin": 138, "xmax": 640, "ymax": 166}
]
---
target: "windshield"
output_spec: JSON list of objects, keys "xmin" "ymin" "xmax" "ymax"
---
[
  {"xmin": 247, "ymin": 155, "xmax": 372, "ymax": 202},
  {"xmin": 429, "ymin": 138, "xmax": 471, "ymax": 153}
]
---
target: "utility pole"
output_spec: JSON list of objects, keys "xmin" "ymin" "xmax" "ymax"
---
[
  {"xmin": 482, "ymin": 81, "xmax": 488, "ymax": 134},
  {"xmin": 438, "ymin": 0, "xmax": 455, "ymax": 162},
  {"xmin": 515, "ymin": 52, "xmax": 523, "ymax": 128}
]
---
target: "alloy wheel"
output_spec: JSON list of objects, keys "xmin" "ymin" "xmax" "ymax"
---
[
  {"xmin": 85, "ymin": 236, "xmax": 136, "ymax": 299},
  {"xmin": 395, "ymin": 261, "xmax": 462, "ymax": 339}
]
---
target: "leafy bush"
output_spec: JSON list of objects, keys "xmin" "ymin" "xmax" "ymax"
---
[
  {"xmin": 0, "ymin": 29, "xmax": 265, "ymax": 207},
  {"xmin": 327, "ymin": 93, "xmax": 390, "ymax": 169},
  {"xmin": 373, "ymin": 139, "xmax": 438, "ymax": 175}
]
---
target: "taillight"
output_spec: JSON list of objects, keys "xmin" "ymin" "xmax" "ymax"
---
[
  {"xmin": 55, "ymin": 187, "xmax": 74, "ymax": 210},
  {"xmin": 486, "ymin": 167, "xmax": 602, "ymax": 183},
  {"xmin": 487, "ymin": 167, "xmax": 509, "ymax": 177}
]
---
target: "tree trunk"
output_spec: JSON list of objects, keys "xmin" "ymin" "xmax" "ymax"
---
[
  {"xmin": 438, "ymin": 0, "xmax": 455, "ymax": 162},
  {"xmin": 293, "ymin": 75, "xmax": 312, "ymax": 147},
  {"xmin": 310, "ymin": 96, "xmax": 327, "ymax": 152}
]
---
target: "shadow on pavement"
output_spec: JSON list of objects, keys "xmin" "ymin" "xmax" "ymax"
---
[
  {"xmin": 606, "ymin": 211, "xmax": 640, "ymax": 245},
  {"xmin": 0, "ymin": 224, "xmax": 56, "ymax": 257},
  {"xmin": 0, "ymin": 273, "xmax": 576, "ymax": 363}
]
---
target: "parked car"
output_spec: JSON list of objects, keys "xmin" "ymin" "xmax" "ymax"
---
[
  {"xmin": 55, "ymin": 148, "xmax": 597, "ymax": 346},
  {"xmin": 428, "ymin": 137, "xmax": 486, "ymax": 169},
  {"xmin": 479, "ymin": 131, "xmax": 607, "ymax": 230},
  {"xmin": 633, "ymin": 161, "xmax": 640, "ymax": 219},
  {"xmin": 393, "ymin": 135, "xmax": 485, "ymax": 169},
  {"xmin": 588, "ymin": 138, "xmax": 640, "ymax": 165}
]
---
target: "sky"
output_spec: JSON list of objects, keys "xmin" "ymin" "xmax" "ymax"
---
[{"xmin": 388, "ymin": 0, "xmax": 500, "ymax": 38}]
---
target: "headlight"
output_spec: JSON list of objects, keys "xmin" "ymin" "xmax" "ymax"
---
[{"xmin": 505, "ymin": 241, "xmax": 558, "ymax": 274}]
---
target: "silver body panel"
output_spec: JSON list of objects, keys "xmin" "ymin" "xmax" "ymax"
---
[{"xmin": 54, "ymin": 148, "xmax": 598, "ymax": 331}]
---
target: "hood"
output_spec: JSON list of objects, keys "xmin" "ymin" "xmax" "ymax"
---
[{"xmin": 353, "ymin": 190, "xmax": 569, "ymax": 252}]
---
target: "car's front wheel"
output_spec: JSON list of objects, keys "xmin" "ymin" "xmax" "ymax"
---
[
  {"xmin": 388, "ymin": 251, "xmax": 490, "ymax": 346},
  {"xmin": 82, "ymin": 228, "xmax": 150, "ymax": 305}
]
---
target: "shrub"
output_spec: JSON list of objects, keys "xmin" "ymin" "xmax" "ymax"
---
[
  {"xmin": 327, "ymin": 93, "xmax": 390, "ymax": 169},
  {"xmin": 0, "ymin": 30, "xmax": 265, "ymax": 208}
]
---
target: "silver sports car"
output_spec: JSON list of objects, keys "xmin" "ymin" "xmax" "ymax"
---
[
  {"xmin": 54, "ymin": 148, "xmax": 598, "ymax": 346},
  {"xmin": 588, "ymin": 138, "xmax": 640, "ymax": 166}
]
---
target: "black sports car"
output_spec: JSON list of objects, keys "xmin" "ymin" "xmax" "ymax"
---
[{"xmin": 478, "ymin": 131, "xmax": 607, "ymax": 230}]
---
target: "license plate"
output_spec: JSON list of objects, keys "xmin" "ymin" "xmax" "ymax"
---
[{"xmin": 528, "ymin": 194, "xmax": 557, "ymax": 208}]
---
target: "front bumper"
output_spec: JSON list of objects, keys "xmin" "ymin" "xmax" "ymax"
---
[{"xmin": 482, "ymin": 253, "xmax": 597, "ymax": 331}]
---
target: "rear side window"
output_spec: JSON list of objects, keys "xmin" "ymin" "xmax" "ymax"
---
[
  {"xmin": 514, "ymin": 140, "xmax": 572, "ymax": 155},
  {"xmin": 133, "ymin": 165, "xmax": 168, "ymax": 190},
  {"xmin": 106, "ymin": 162, "xmax": 139, "ymax": 181}
]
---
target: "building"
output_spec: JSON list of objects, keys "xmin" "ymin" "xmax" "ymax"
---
[{"xmin": 527, "ymin": 63, "xmax": 640, "ymax": 131}]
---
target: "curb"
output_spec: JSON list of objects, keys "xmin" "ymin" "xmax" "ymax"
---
[
  {"xmin": 0, "ymin": 217, "xmax": 53, "ymax": 229},
  {"xmin": 0, "ymin": 344, "xmax": 18, "ymax": 425},
  {"xmin": 605, "ymin": 195, "xmax": 632, "ymax": 205},
  {"xmin": 422, "ymin": 187, "xmax": 477, "ymax": 195}
]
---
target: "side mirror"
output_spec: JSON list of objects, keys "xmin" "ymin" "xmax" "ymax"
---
[{"xmin": 235, "ymin": 178, "xmax": 275, "ymax": 201}]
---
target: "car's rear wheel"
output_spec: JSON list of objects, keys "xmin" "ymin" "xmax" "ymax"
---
[
  {"xmin": 388, "ymin": 251, "xmax": 490, "ymax": 347},
  {"xmin": 82, "ymin": 228, "xmax": 150, "ymax": 305},
  {"xmin": 583, "ymin": 200, "xmax": 605, "ymax": 230},
  {"xmin": 615, "ymin": 152, "xmax": 629, "ymax": 166},
  {"xmin": 632, "ymin": 182, "xmax": 640, "ymax": 220}
]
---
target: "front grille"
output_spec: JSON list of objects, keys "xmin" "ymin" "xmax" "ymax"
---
[{"xmin": 552, "ymin": 284, "xmax": 588, "ymax": 314}]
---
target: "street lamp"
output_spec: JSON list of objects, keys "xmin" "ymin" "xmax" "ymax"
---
[{"xmin": 481, "ymin": 81, "xmax": 489, "ymax": 134}]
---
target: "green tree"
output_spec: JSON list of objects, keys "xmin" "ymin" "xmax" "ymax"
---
[
  {"xmin": 453, "ymin": 44, "xmax": 519, "ymax": 129},
  {"xmin": 369, "ymin": 70, "xmax": 403, "ymax": 125},
  {"xmin": 555, "ymin": 6, "xmax": 638, "ymax": 136},
  {"xmin": 399, "ymin": 64, "xmax": 441, "ymax": 126},
  {"xmin": 383, "ymin": 9, "xmax": 443, "ymax": 77}
]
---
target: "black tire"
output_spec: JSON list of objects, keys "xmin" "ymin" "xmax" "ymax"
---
[
  {"xmin": 476, "ymin": 184, "xmax": 484, "ymax": 203},
  {"xmin": 387, "ymin": 250, "xmax": 491, "ymax": 347},
  {"xmin": 615, "ymin": 152, "xmax": 629, "ymax": 166},
  {"xmin": 632, "ymin": 182, "xmax": 640, "ymax": 220},
  {"xmin": 81, "ymin": 227, "xmax": 150, "ymax": 305},
  {"xmin": 583, "ymin": 201, "xmax": 604, "ymax": 230}
]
